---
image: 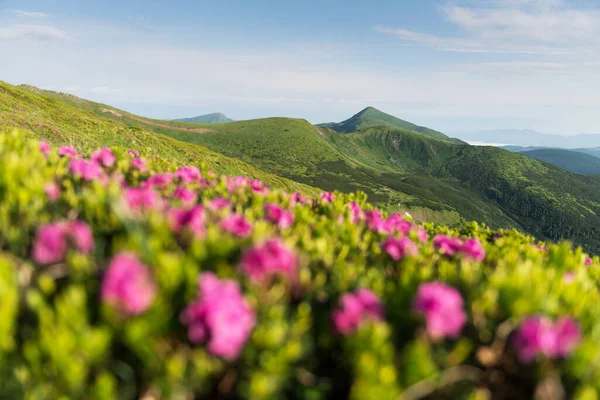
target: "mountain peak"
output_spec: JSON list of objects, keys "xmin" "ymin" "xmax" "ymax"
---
[{"xmin": 172, "ymin": 112, "xmax": 234, "ymax": 124}]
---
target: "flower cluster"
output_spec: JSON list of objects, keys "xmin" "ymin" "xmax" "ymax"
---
[
  {"xmin": 32, "ymin": 220, "xmax": 94, "ymax": 264},
  {"xmin": 332, "ymin": 289, "xmax": 385, "ymax": 335},
  {"xmin": 433, "ymin": 234, "xmax": 486, "ymax": 261},
  {"xmin": 413, "ymin": 282, "xmax": 467, "ymax": 340},
  {"xmin": 513, "ymin": 316, "xmax": 581, "ymax": 364}
]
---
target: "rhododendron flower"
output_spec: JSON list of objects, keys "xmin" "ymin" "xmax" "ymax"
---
[
  {"xmin": 144, "ymin": 173, "xmax": 174, "ymax": 188},
  {"xmin": 176, "ymin": 166, "xmax": 201, "ymax": 183},
  {"xmin": 413, "ymin": 282, "xmax": 467, "ymax": 340},
  {"xmin": 417, "ymin": 228, "xmax": 429, "ymax": 243},
  {"xmin": 32, "ymin": 223, "xmax": 67, "ymax": 265},
  {"xmin": 563, "ymin": 271, "xmax": 576, "ymax": 284},
  {"xmin": 124, "ymin": 187, "xmax": 161, "ymax": 211},
  {"xmin": 240, "ymin": 239, "xmax": 298, "ymax": 282},
  {"xmin": 131, "ymin": 158, "xmax": 147, "ymax": 171},
  {"xmin": 101, "ymin": 253, "xmax": 156, "ymax": 315},
  {"xmin": 70, "ymin": 158, "xmax": 103, "ymax": 181},
  {"xmin": 348, "ymin": 201, "xmax": 363, "ymax": 223},
  {"xmin": 264, "ymin": 204, "xmax": 294, "ymax": 229},
  {"xmin": 332, "ymin": 289, "xmax": 384, "ymax": 335},
  {"xmin": 173, "ymin": 187, "xmax": 197, "ymax": 204},
  {"xmin": 290, "ymin": 192, "xmax": 311, "ymax": 206},
  {"xmin": 320, "ymin": 192, "xmax": 334, "ymax": 203},
  {"xmin": 39, "ymin": 141, "xmax": 51, "ymax": 157},
  {"xmin": 58, "ymin": 146, "xmax": 77, "ymax": 157},
  {"xmin": 513, "ymin": 316, "xmax": 581, "ymax": 364},
  {"xmin": 381, "ymin": 237, "xmax": 418, "ymax": 260},
  {"xmin": 168, "ymin": 206, "xmax": 205, "ymax": 236},
  {"xmin": 251, "ymin": 179, "xmax": 269, "ymax": 195},
  {"xmin": 32, "ymin": 220, "xmax": 94, "ymax": 264},
  {"xmin": 365, "ymin": 210, "xmax": 386, "ymax": 233},
  {"xmin": 227, "ymin": 176, "xmax": 251, "ymax": 192},
  {"xmin": 433, "ymin": 235, "xmax": 486, "ymax": 261},
  {"xmin": 384, "ymin": 214, "xmax": 412, "ymax": 235},
  {"xmin": 585, "ymin": 257, "xmax": 593, "ymax": 266},
  {"xmin": 69, "ymin": 221, "xmax": 94, "ymax": 254},
  {"xmin": 433, "ymin": 235, "xmax": 463, "ymax": 256},
  {"xmin": 461, "ymin": 238, "xmax": 486, "ymax": 262},
  {"xmin": 220, "ymin": 214, "xmax": 252, "ymax": 237},
  {"xmin": 44, "ymin": 183, "xmax": 60, "ymax": 201},
  {"xmin": 127, "ymin": 149, "xmax": 141, "ymax": 157},
  {"xmin": 210, "ymin": 197, "xmax": 231, "ymax": 211},
  {"xmin": 91, "ymin": 148, "xmax": 116, "ymax": 167},
  {"xmin": 181, "ymin": 272, "xmax": 255, "ymax": 360}
]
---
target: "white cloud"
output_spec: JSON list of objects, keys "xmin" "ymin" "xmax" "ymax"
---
[
  {"xmin": 14, "ymin": 10, "xmax": 49, "ymax": 18},
  {"xmin": 0, "ymin": 24, "xmax": 70, "ymax": 41},
  {"xmin": 378, "ymin": 0, "xmax": 600, "ymax": 54}
]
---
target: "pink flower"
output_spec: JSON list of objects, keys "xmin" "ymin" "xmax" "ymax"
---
[
  {"xmin": 290, "ymin": 192, "xmax": 311, "ymax": 206},
  {"xmin": 365, "ymin": 210, "xmax": 386, "ymax": 233},
  {"xmin": 220, "ymin": 214, "xmax": 252, "ymax": 238},
  {"xmin": 348, "ymin": 201, "xmax": 363, "ymax": 223},
  {"xmin": 585, "ymin": 257, "xmax": 593, "ymax": 266},
  {"xmin": 39, "ymin": 141, "xmax": 51, "ymax": 157},
  {"xmin": 461, "ymin": 238, "xmax": 486, "ymax": 262},
  {"xmin": 70, "ymin": 158, "xmax": 103, "ymax": 181},
  {"xmin": 68, "ymin": 221, "xmax": 94, "ymax": 253},
  {"xmin": 251, "ymin": 179, "xmax": 269, "ymax": 195},
  {"xmin": 131, "ymin": 158, "xmax": 147, "ymax": 172},
  {"xmin": 173, "ymin": 187, "xmax": 197, "ymax": 204},
  {"xmin": 264, "ymin": 204, "xmax": 294, "ymax": 229},
  {"xmin": 210, "ymin": 197, "xmax": 231, "ymax": 211},
  {"xmin": 176, "ymin": 166, "xmax": 201, "ymax": 183},
  {"xmin": 91, "ymin": 148, "xmax": 116, "ymax": 167},
  {"xmin": 101, "ymin": 253, "xmax": 156, "ymax": 315},
  {"xmin": 31, "ymin": 220, "xmax": 93, "ymax": 264},
  {"xmin": 433, "ymin": 235, "xmax": 463, "ymax": 256},
  {"xmin": 384, "ymin": 214, "xmax": 413, "ymax": 235},
  {"xmin": 433, "ymin": 235, "xmax": 486, "ymax": 261},
  {"xmin": 58, "ymin": 146, "xmax": 78, "ymax": 157},
  {"xmin": 417, "ymin": 228, "xmax": 429, "ymax": 243},
  {"xmin": 181, "ymin": 273, "xmax": 255, "ymax": 360},
  {"xmin": 382, "ymin": 237, "xmax": 418, "ymax": 260},
  {"xmin": 127, "ymin": 149, "xmax": 141, "ymax": 157},
  {"xmin": 32, "ymin": 223, "xmax": 67, "ymax": 265},
  {"xmin": 240, "ymin": 239, "xmax": 298, "ymax": 282},
  {"xmin": 332, "ymin": 289, "xmax": 384, "ymax": 335},
  {"xmin": 320, "ymin": 192, "xmax": 334, "ymax": 203},
  {"xmin": 168, "ymin": 206, "xmax": 206, "ymax": 237},
  {"xmin": 44, "ymin": 183, "xmax": 61, "ymax": 201},
  {"xmin": 563, "ymin": 271, "xmax": 576, "ymax": 284},
  {"xmin": 513, "ymin": 316, "xmax": 581, "ymax": 364},
  {"xmin": 144, "ymin": 173, "xmax": 174, "ymax": 189},
  {"xmin": 413, "ymin": 282, "xmax": 467, "ymax": 340},
  {"xmin": 124, "ymin": 187, "xmax": 161, "ymax": 211},
  {"xmin": 227, "ymin": 176, "xmax": 251, "ymax": 192}
]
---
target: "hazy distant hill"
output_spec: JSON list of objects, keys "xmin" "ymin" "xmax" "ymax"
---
[
  {"xmin": 520, "ymin": 148, "xmax": 600, "ymax": 175},
  {"xmin": 318, "ymin": 106, "xmax": 464, "ymax": 143},
  {"xmin": 454, "ymin": 129, "xmax": 600, "ymax": 148},
  {"xmin": 172, "ymin": 113, "xmax": 233, "ymax": 124}
]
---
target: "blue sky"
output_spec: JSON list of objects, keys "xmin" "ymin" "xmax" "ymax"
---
[{"xmin": 1, "ymin": 0, "xmax": 600, "ymax": 134}]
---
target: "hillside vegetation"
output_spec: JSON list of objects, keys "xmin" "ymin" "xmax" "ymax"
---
[
  {"xmin": 1, "ymin": 131, "xmax": 599, "ymax": 399},
  {"xmin": 520, "ymin": 148, "xmax": 600, "ymax": 175},
  {"xmin": 0, "ymin": 81, "xmax": 316, "ymax": 196}
]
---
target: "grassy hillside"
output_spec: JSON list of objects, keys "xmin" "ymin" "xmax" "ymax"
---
[
  {"xmin": 329, "ymin": 128, "xmax": 600, "ymax": 252},
  {"xmin": 0, "ymin": 81, "xmax": 316, "ymax": 196},
  {"xmin": 172, "ymin": 112, "xmax": 233, "ymax": 124},
  {"xmin": 520, "ymin": 148, "xmax": 600, "ymax": 174},
  {"xmin": 318, "ymin": 106, "xmax": 461, "ymax": 143}
]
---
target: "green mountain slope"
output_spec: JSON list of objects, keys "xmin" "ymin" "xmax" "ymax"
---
[
  {"xmin": 318, "ymin": 106, "xmax": 462, "ymax": 143},
  {"xmin": 172, "ymin": 112, "xmax": 234, "ymax": 124},
  {"xmin": 328, "ymin": 128, "xmax": 600, "ymax": 252},
  {"xmin": 0, "ymin": 81, "xmax": 317, "ymax": 196},
  {"xmin": 520, "ymin": 148, "xmax": 600, "ymax": 174}
]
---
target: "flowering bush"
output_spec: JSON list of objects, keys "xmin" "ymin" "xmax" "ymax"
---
[{"xmin": 0, "ymin": 131, "xmax": 599, "ymax": 399}]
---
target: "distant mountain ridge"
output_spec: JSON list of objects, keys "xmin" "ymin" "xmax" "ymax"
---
[
  {"xmin": 318, "ymin": 106, "xmax": 464, "ymax": 143},
  {"xmin": 173, "ymin": 113, "xmax": 233, "ymax": 124},
  {"xmin": 519, "ymin": 149, "xmax": 600, "ymax": 175},
  {"xmin": 454, "ymin": 129, "xmax": 600, "ymax": 149}
]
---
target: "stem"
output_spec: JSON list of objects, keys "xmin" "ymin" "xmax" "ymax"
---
[{"xmin": 400, "ymin": 365, "xmax": 484, "ymax": 400}]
